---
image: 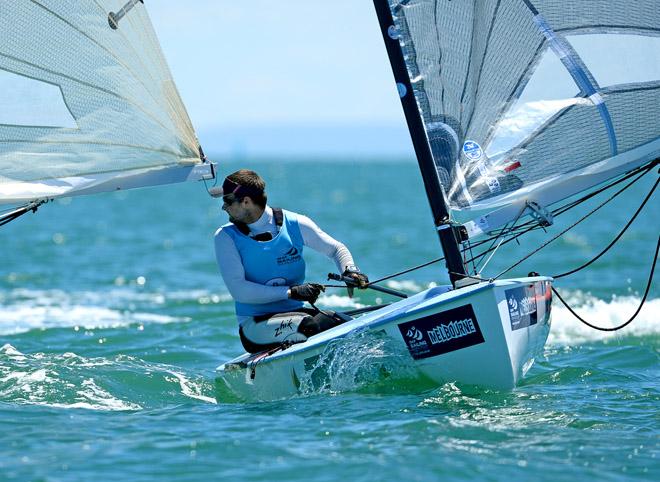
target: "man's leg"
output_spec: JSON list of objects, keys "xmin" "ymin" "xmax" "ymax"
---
[
  {"xmin": 240, "ymin": 310, "xmax": 353, "ymax": 353},
  {"xmin": 240, "ymin": 312, "xmax": 313, "ymax": 353}
]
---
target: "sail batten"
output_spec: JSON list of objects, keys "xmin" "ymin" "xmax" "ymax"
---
[
  {"xmin": 0, "ymin": 0, "xmax": 208, "ymax": 204},
  {"xmin": 388, "ymin": 0, "xmax": 660, "ymax": 235}
]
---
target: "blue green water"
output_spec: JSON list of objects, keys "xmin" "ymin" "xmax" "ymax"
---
[{"xmin": 1, "ymin": 160, "xmax": 658, "ymax": 481}]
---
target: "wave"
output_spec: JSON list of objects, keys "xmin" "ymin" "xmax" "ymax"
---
[
  {"xmin": 548, "ymin": 292, "xmax": 659, "ymax": 346},
  {"xmin": 0, "ymin": 301, "xmax": 187, "ymax": 336},
  {"xmin": 0, "ymin": 288, "xmax": 233, "ymax": 335},
  {"xmin": 0, "ymin": 344, "xmax": 216, "ymax": 411}
]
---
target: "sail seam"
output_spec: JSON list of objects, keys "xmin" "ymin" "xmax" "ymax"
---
[
  {"xmin": 0, "ymin": 139, "xmax": 182, "ymax": 157},
  {"xmin": 0, "ymin": 51, "xmax": 183, "ymax": 147},
  {"xmin": 525, "ymin": 5, "xmax": 618, "ymax": 156},
  {"xmin": 462, "ymin": 0, "xmax": 503, "ymax": 134},
  {"xmin": 28, "ymin": 0, "xmax": 189, "ymax": 144},
  {"xmin": 0, "ymin": 162, "xmax": 194, "ymax": 185}
]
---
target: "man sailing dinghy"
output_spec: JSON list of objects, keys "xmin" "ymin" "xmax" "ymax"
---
[
  {"xmin": 215, "ymin": 0, "xmax": 658, "ymax": 401},
  {"xmin": 210, "ymin": 169, "xmax": 370, "ymax": 353}
]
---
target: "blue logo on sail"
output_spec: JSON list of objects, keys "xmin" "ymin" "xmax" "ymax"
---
[{"xmin": 462, "ymin": 140, "xmax": 483, "ymax": 161}]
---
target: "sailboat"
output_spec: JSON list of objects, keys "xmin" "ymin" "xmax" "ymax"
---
[
  {"xmin": 1, "ymin": 2, "xmax": 656, "ymax": 403},
  {"xmin": 0, "ymin": 0, "xmax": 213, "ymax": 225},
  {"xmin": 215, "ymin": 0, "xmax": 659, "ymax": 401}
]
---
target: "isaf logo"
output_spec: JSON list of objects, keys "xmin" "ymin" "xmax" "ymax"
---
[
  {"xmin": 406, "ymin": 327, "xmax": 424, "ymax": 342},
  {"xmin": 508, "ymin": 296, "xmax": 518, "ymax": 312}
]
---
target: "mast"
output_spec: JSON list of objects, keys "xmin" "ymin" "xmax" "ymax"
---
[{"xmin": 372, "ymin": 0, "xmax": 467, "ymax": 285}]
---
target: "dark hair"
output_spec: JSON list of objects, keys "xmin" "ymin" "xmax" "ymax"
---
[{"xmin": 226, "ymin": 169, "xmax": 268, "ymax": 208}]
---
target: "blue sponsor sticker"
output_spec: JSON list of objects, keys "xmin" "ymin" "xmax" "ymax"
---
[
  {"xmin": 505, "ymin": 286, "xmax": 538, "ymax": 330},
  {"xmin": 462, "ymin": 140, "xmax": 483, "ymax": 161},
  {"xmin": 398, "ymin": 304, "xmax": 485, "ymax": 360}
]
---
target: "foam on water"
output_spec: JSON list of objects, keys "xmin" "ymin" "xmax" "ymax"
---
[
  {"xmin": 297, "ymin": 330, "xmax": 430, "ymax": 396},
  {"xmin": 316, "ymin": 293, "xmax": 364, "ymax": 308},
  {"xmin": 0, "ymin": 288, "xmax": 230, "ymax": 335},
  {"xmin": 0, "ymin": 344, "xmax": 216, "ymax": 410},
  {"xmin": 0, "ymin": 303, "xmax": 186, "ymax": 336},
  {"xmin": 0, "ymin": 344, "xmax": 141, "ymax": 411},
  {"xmin": 548, "ymin": 292, "xmax": 659, "ymax": 346}
]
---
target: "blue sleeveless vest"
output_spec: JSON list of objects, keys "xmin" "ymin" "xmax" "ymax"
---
[{"xmin": 223, "ymin": 209, "xmax": 306, "ymax": 317}]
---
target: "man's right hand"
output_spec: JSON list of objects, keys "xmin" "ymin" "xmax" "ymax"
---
[{"xmin": 289, "ymin": 283, "xmax": 325, "ymax": 303}]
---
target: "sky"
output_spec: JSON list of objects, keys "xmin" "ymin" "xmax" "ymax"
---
[{"xmin": 146, "ymin": 1, "xmax": 414, "ymax": 158}]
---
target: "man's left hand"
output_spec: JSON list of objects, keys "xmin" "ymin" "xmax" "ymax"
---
[{"xmin": 342, "ymin": 267, "xmax": 369, "ymax": 289}]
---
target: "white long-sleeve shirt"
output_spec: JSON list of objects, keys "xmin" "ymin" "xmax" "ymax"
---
[{"xmin": 214, "ymin": 206, "xmax": 355, "ymax": 307}]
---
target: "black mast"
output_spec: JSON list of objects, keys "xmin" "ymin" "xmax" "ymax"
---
[{"xmin": 372, "ymin": 0, "xmax": 467, "ymax": 285}]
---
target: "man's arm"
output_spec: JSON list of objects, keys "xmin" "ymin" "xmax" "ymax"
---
[
  {"xmin": 297, "ymin": 214, "xmax": 355, "ymax": 272},
  {"xmin": 214, "ymin": 229, "xmax": 289, "ymax": 304}
]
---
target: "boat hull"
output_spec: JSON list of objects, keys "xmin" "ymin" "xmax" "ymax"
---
[{"xmin": 215, "ymin": 277, "xmax": 552, "ymax": 402}]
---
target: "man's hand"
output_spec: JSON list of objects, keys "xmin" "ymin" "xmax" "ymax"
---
[
  {"xmin": 342, "ymin": 266, "xmax": 369, "ymax": 289},
  {"xmin": 289, "ymin": 283, "xmax": 325, "ymax": 303}
]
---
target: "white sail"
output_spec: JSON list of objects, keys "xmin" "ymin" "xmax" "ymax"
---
[
  {"xmin": 388, "ymin": 0, "xmax": 660, "ymax": 236},
  {"xmin": 0, "ymin": 0, "xmax": 212, "ymax": 204}
]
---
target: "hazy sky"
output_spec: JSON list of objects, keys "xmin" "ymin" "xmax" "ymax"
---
[{"xmin": 147, "ymin": 1, "xmax": 413, "ymax": 157}]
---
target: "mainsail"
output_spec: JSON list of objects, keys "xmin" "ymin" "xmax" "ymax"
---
[
  {"xmin": 0, "ymin": 0, "xmax": 212, "ymax": 205},
  {"xmin": 387, "ymin": 0, "xmax": 660, "ymax": 236}
]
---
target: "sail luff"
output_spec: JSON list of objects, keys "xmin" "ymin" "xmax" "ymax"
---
[{"xmin": 373, "ymin": 0, "xmax": 467, "ymax": 284}]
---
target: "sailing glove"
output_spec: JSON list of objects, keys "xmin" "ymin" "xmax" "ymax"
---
[
  {"xmin": 342, "ymin": 266, "xmax": 369, "ymax": 289},
  {"xmin": 289, "ymin": 283, "xmax": 325, "ymax": 303}
]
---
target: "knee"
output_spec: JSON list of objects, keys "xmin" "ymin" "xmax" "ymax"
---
[{"xmin": 297, "ymin": 315, "xmax": 321, "ymax": 338}]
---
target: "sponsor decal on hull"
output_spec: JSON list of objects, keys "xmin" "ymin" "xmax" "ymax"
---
[
  {"xmin": 397, "ymin": 304, "xmax": 485, "ymax": 360},
  {"xmin": 505, "ymin": 285, "xmax": 538, "ymax": 330}
]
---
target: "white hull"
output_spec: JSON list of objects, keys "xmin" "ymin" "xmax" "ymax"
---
[{"xmin": 215, "ymin": 276, "xmax": 552, "ymax": 402}]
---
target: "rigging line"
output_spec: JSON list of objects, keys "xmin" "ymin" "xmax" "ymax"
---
[
  {"xmin": 477, "ymin": 238, "xmax": 504, "ymax": 276},
  {"xmin": 492, "ymin": 166, "xmax": 653, "ymax": 280},
  {"xmin": 331, "ymin": 161, "xmax": 657, "ymax": 287},
  {"xmin": 552, "ymin": 175, "xmax": 659, "ymax": 279},
  {"xmin": 367, "ymin": 256, "xmax": 444, "ymax": 285},
  {"xmin": 481, "ymin": 161, "xmax": 656, "ymax": 246},
  {"xmin": 467, "ymin": 221, "xmax": 535, "ymax": 267},
  {"xmin": 473, "ymin": 204, "xmax": 528, "ymax": 270},
  {"xmin": 492, "ymin": 161, "xmax": 656, "ymax": 241},
  {"xmin": 552, "ymin": 162, "xmax": 656, "ymax": 218},
  {"xmin": 466, "ymin": 238, "xmax": 478, "ymax": 275},
  {"xmin": 552, "ymin": 235, "xmax": 659, "ymax": 332},
  {"xmin": 466, "ymin": 160, "xmax": 657, "ymax": 265}
]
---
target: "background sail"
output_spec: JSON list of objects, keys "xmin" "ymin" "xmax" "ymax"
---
[
  {"xmin": 389, "ymin": 0, "xmax": 660, "ymax": 235},
  {"xmin": 0, "ymin": 0, "xmax": 207, "ymax": 204}
]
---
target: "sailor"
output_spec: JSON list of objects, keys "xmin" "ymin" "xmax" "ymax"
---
[{"xmin": 212, "ymin": 169, "xmax": 369, "ymax": 353}]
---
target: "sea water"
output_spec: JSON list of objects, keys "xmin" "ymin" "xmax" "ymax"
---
[{"xmin": 1, "ymin": 159, "xmax": 658, "ymax": 481}]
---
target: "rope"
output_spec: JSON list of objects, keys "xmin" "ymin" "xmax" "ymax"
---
[
  {"xmin": 465, "ymin": 160, "xmax": 657, "ymax": 268},
  {"xmin": 493, "ymin": 165, "xmax": 657, "ymax": 280},
  {"xmin": 552, "ymin": 175, "xmax": 658, "ymax": 279},
  {"xmin": 552, "ymin": 235, "xmax": 659, "ymax": 331},
  {"xmin": 366, "ymin": 256, "xmax": 444, "ymax": 285}
]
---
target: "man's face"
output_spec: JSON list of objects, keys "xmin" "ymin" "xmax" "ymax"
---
[{"xmin": 222, "ymin": 195, "xmax": 249, "ymax": 224}]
